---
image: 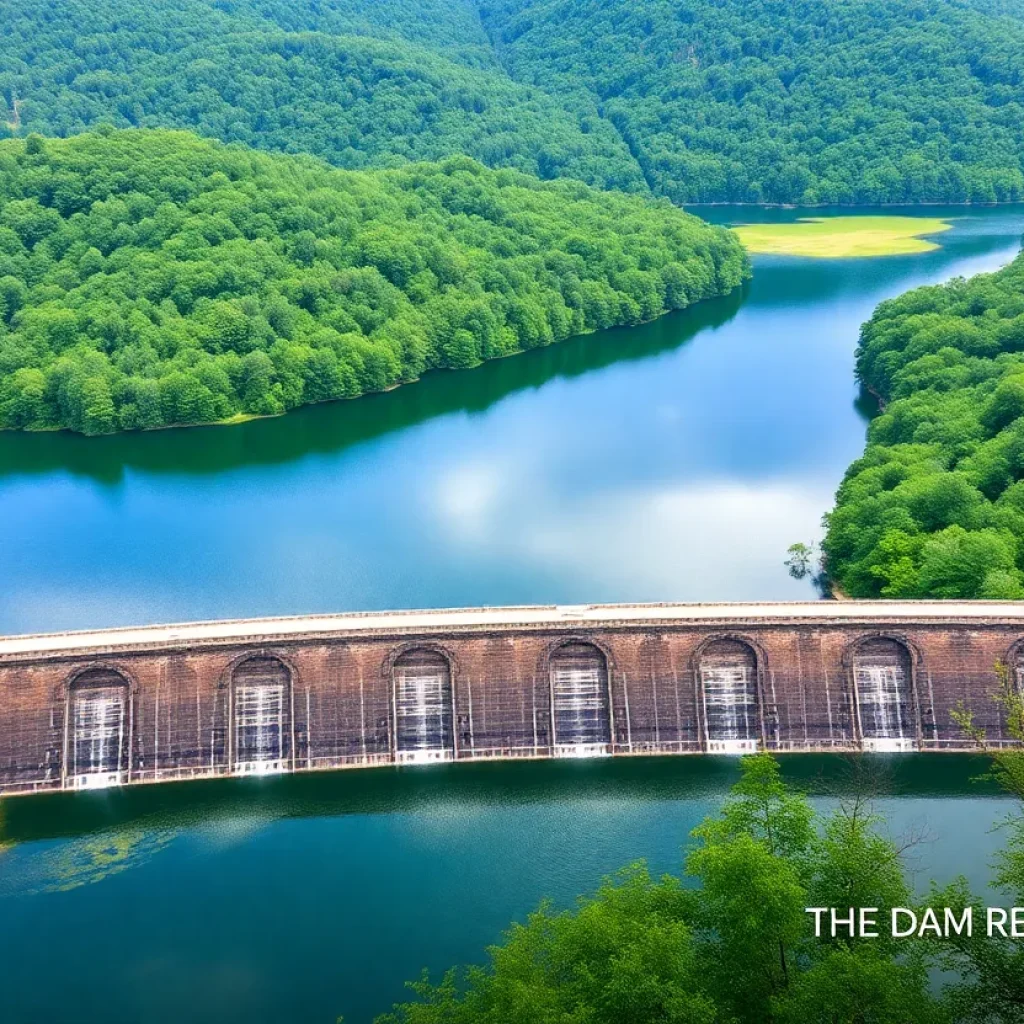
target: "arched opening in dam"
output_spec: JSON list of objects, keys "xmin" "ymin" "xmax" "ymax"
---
[
  {"xmin": 699, "ymin": 639, "xmax": 761, "ymax": 754},
  {"xmin": 852, "ymin": 637, "xmax": 916, "ymax": 752},
  {"xmin": 549, "ymin": 641, "xmax": 612, "ymax": 757},
  {"xmin": 392, "ymin": 648, "xmax": 455, "ymax": 764},
  {"xmin": 66, "ymin": 667, "xmax": 131, "ymax": 788},
  {"xmin": 231, "ymin": 656, "xmax": 292, "ymax": 773}
]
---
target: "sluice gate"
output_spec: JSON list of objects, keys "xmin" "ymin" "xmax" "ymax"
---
[{"xmin": 3, "ymin": 601, "xmax": 1024, "ymax": 796}]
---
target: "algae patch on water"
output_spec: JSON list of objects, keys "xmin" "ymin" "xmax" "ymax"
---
[{"xmin": 733, "ymin": 216, "xmax": 953, "ymax": 258}]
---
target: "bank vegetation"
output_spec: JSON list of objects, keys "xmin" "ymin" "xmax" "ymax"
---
[
  {"xmin": 0, "ymin": 129, "xmax": 747, "ymax": 435},
  {"xmin": 824, "ymin": 250, "xmax": 1024, "ymax": 599}
]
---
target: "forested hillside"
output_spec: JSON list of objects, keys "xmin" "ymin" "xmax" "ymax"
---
[
  {"xmin": 0, "ymin": 130, "xmax": 747, "ymax": 434},
  {"xmin": 478, "ymin": 0, "xmax": 1024, "ymax": 204},
  {"xmin": 0, "ymin": 0, "xmax": 642, "ymax": 191},
  {"xmin": 7, "ymin": 0, "xmax": 1024, "ymax": 204},
  {"xmin": 823, "ymin": 253, "xmax": 1024, "ymax": 599}
]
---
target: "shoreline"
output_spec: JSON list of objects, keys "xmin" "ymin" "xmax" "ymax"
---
[{"xmin": 0, "ymin": 286, "xmax": 748, "ymax": 438}]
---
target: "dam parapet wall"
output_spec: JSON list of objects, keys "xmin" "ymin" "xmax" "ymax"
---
[{"xmin": 2, "ymin": 601, "xmax": 1022, "ymax": 796}]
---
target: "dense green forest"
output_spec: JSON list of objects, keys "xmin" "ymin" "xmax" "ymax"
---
[
  {"xmin": 0, "ymin": 129, "xmax": 747, "ymax": 434},
  {"xmin": 823, "ymin": 251, "xmax": 1024, "ymax": 599},
  {"xmin": 370, "ymin": 752, "xmax": 1024, "ymax": 1024},
  {"xmin": 0, "ymin": 0, "xmax": 641, "ymax": 191},
  {"xmin": 7, "ymin": 0, "xmax": 1024, "ymax": 204},
  {"xmin": 478, "ymin": 0, "xmax": 1024, "ymax": 204}
]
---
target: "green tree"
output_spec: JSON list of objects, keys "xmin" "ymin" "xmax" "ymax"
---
[
  {"xmin": 784, "ymin": 542, "xmax": 815, "ymax": 580},
  {"xmin": 373, "ymin": 756, "xmax": 945, "ymax": 1024},
  {"xmin": 686, "ymin": 758, "xmax": 812, "ymax": 1018},
  {"xmin": 0, "ymin": 129, "xmax": 746, "ymax": 434},
  {"xmin": 80, "ymin": 376, "xmax": 116, "ymax": 434},
  {"xmin": 939, "ymin": 669, "xmax": 1024, "ymax": 1023}
]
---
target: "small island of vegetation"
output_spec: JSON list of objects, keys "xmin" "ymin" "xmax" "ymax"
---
[
  {"xmin": 0, "ymin": 129, "xmax": 748, "ymax": 435},
  {"xmin": 734, "ymin": 216, "xmax": 953, "ymax": 259}
]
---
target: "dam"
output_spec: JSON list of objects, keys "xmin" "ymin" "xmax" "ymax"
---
[{"xmin": 2, "ymin": 601, "xmax": 1023, "ymax": 796}]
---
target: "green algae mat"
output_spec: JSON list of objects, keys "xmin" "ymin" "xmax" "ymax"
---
[{"xmin": 734, "ymin": 215, "xmax": 953, "ymax": 257}]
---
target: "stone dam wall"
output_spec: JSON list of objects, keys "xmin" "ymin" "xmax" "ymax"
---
[{"xmin": 2, "ymin": 602, "xmax": 1023, "ymax": 796}]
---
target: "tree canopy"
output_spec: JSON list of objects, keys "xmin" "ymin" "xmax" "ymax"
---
[
  {"xmin": 0, "ymin": 0, "xmax": 641, "ymax": 192},
  {"xmin": 0, "ymin": 129, "xmax": 747, "ymax": 434},
  {"xmin": 478, "ymin": 0, "xmax": 1024, "ymax": 204},
  {"xmin": 373, "ymin": 755, "xmax": 946, "ymax": 1024},
  {"xmin": 824, "ymin": 252, "xmax": 1024, "ymax": 598},
  {"xmin": 6, "ymin": 1, "xmax": 1024, "ymax": 204}
]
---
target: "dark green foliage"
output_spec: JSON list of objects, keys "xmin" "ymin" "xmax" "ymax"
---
[
  {"xmin": 0, "ymin": 129, "xmax": 747, "ymax": 434},
  {"xmin": 374, "ymin": 755, "xmax": 945, "ymax": 1024},
  {"xmin": 0, "ymin": 0, "xmax": 642, "ymax": 191},
  {"xmin": 823, "ymin": 252, "xmax": 1024, "ymax": 597},
  {"xmin": 8, "ymin": 0, "xmax": 1024, "ymax": 205},
  {"xmin": 478, "ymin": 0, "xmax": 1024, "ymax": 204}
]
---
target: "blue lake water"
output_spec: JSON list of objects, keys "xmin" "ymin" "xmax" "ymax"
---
[
  {"xmin": 2, "ymin": 207, "xmax": 1024, "ymax": 1023},
  {"xmin": 0, "ymin": 756, "xmax": 1013, "ymax": 1024},
  {"xmin": 1, "ymin": 207, "xmax": 1022, "ymax": 633}
]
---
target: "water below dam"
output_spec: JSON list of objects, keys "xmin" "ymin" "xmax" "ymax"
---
[
  {"xmin": 0, "ymin": 756, "xmax": 1015, "ymax": 1023},
  {"xmin": 2, "ymin": 206, "xmax": 1024, "ymax": 1022}
]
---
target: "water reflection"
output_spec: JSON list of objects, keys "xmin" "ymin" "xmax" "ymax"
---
[
  {"xmin": 0, "ymin": 753, "xmax": 1002, "ymax": 847},
  {"xmin": 1, "ymin": 208, "xmax": 1023, "ymax": 634},
  {"xmin": 0, "ymin": 755, "xmax": 1010, "ymax": 1024},
  {"xmin": 0, "ymin": 289, "xmax": 746, "ymax": 483}
]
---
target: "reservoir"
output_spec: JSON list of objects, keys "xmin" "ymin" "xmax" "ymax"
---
[
  {"xmin": 2, "ymin": 207, "xmax": 1024, "ymax": 1022},
  {"xmin": 1, "ymin": 206, "xmax": 1022, "ymax": 634}
]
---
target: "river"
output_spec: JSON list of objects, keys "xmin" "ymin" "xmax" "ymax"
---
[{"xmin": 2, "ymin": 207, "xmax": 1024, "ymax": 1022}]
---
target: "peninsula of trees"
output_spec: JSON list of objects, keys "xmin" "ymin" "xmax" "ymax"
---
[
  {"xmin": 824, "ymin": 251, "xmax": 1024, "ymax": 599},
  {"xmin": 0, "ymin": 130, "xmax": 747, "ymax": 435}
]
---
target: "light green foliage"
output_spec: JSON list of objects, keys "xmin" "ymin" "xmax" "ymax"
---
[
  {"xmin": 686, "ymin": 757, "xmax": 814, "ymax": 1019},
  {"xmin": 937, "ymin": 666, "xmax": 1024, "ymax": 1023},
  {"xmin": 0, "ymin": 0, "xmax": 641, "ymax": 191},
  {"xmin": 374, "ymin": 865, "xmax": 717, "ymax": 1024},
  {"xmin": 375, "ymin": 755, "xmax": 945, "ymax": 1024},
  {"xmin": 478, "ymin": 0, "xmax": 1024, "ymax": 204},
  {"xmin": 0, "ymin": 129, "xmax": 748, "ymax": 434},
  {"xmin": 774, "ymin": 945, "xmax": 946, "ymax": 1024},
  {"xmin": 824, "ymin": 254, "xmax": 1024, "ymax": 598}
]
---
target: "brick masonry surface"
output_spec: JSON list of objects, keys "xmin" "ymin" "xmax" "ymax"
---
[{"xmin": 2, "ymin": 605, "xmax": 1022, "ymax": 796}]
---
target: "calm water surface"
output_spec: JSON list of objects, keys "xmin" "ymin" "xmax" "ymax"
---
[
  {"xmin": 0, "ymin": 756, "xmax": 1014, "ymax": 1024},
  {"xmin": 2, "ymin": 208, "xmax": 1024, "ymax": 1023},
  {"xmin": 2, "ymin": 206, "xmax": 1023, "ymax": 633}
]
